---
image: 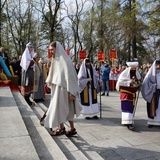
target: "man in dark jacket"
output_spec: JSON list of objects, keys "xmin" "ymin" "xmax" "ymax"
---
[{"xmin": 100, "ymin": 62, "xmax": 110, "ymax": 96}]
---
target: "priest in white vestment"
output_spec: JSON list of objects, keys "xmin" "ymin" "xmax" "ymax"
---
[
  {"xmin": 44, "ymin": 41, "xmax": 82, "ymax": 137},
  {"xmin": 141, "ymin": 60, "xmax": 160, "ymax": 128}
]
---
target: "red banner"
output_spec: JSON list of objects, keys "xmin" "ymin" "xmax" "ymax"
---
[
  {"xmin": 97, "ymin": 52, "xmax": 105, "ymax": 62},
  {"xmin": 79, "ymin": 50, "xmax": 86, "ymax": 61},
  {"xmin": 110, "ymin": 50, "xmax": 117, "ymax": 61},
  {"xmin": 65, "ymin": 49, "xmax": 70, "ymax": 55}
]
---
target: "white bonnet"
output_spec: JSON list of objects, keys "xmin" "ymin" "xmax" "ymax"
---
[{"xmin": 126, "ymin": 62, "xmax": 139, "ymax": 68}]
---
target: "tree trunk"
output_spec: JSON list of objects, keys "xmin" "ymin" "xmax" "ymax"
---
[{"xmin": 132, "ymin": 0, "xmax": 137, "ymax": 59}]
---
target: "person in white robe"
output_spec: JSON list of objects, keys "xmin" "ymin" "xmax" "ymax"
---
[
  {"xmin": 78, "ymin": 58, "xmax": 100, "ymax": 120},
  {"xmin": 141, "ymin": 60, "xmax": 160, "ymax": 128},
  {"xmin": 44, "ymin": 41, "xmax": 82, "ymax": 137}
]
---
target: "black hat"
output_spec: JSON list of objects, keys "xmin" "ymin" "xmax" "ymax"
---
[
  {"xmin": 85, "ymin": 58, "xmax": 90, "ymax": 63},
  {"xmin": 156, "ymin": 60, "xmax": 160, "ymax": 64}
]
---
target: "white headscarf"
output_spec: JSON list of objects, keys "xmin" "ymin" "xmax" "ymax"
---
[
  {"xmin": 46, "ymin": 41, "xmax": 78, "ymax": 96},
  {"xmin": 141, "ymin": 60, "xmax": 157, "ymax": 102},
  {"xmin": 116, "ymin": 66, "xmax": 141, "ymax": 91},
  {"xmin": 20, "ymin": 43, "xmax": 34, "ymax": 71},
  {"xmin": 78, "ymin": 58, "xmax": 99, "ymax": 93},
  {"xmin": 126, "ymin": 62, "xmax": 139, "ymax": 67}
]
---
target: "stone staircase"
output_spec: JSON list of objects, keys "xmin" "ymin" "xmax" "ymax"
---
[
  {"xmin": 0, "ymin": 86, "xmax": 40, "ymax": 160},
  {"xmin": 31, "ymin": 102, "xmax": 103, "ymax": 160},
  {"xmin": 12, "ymin": 91, "xmax": 67, "ymax": 160},
  {"xmin": 0, "ymin": 86, "xmax": 104, "ymax": 160}
]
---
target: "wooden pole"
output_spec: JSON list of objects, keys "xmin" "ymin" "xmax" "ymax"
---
[{"xmin": 99, "ymin": 61, "xmax": 102, "ymax": 118}]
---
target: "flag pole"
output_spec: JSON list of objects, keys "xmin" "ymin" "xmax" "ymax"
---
[
  {"xmin": 133, "ymin": 85, "xmax": 141, "ymax": 117},
  {"xmin": 99, "ymin": 72, "xmax": 102, "ymax": 118}
]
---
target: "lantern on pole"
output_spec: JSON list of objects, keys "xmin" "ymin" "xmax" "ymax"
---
[{"xmin": 79, "ymin": 50, "xmax": 86, "ymax": 61}]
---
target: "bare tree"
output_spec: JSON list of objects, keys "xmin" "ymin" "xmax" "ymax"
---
[
  {"xmin": 0, "ymin": 0, "xmax": 7, "ymax": 46},
  {"xmin": 34, "ymin": 0, "xmax": 64, "ymax": 43},
  {"xmin": 4, "ymin": 0, "xmax": 37, "ymax": 56},
  {"xmin": 64, "ymin": 0, "xmax": 87, "ymax": 62}
]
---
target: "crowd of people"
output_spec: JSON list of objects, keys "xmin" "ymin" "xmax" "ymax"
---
[
  {"xmin": 0, "ymin": 44, "xmax": 51, "ymax": 103},
  {"xmin": 0, "ymin": 41, "xmax": 159, "ymax": 137}
]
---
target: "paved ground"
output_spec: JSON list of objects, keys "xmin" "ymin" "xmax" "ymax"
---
[
  {"xmin": 1, "ymin": 86, "xmax": 160, "ymax": 160},
  {"xmin": 43, "ymin": 91, "xmax": 160, "ymax": 160}
]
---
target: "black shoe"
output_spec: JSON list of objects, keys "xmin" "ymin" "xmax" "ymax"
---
[
  {"xmin": 127, "ymin": 124, "xmax": 134, "ymax": 130},
  {"xmin": 101, "ymin": 93, "xmax": 105, "ymax": 96},
  {"xmin": 25, "ymin": 96, "xmax": 32, "ymax": 106},
  {"xmin": 34, "ymin": 99, "xmax": 39, "ymax": 103},
  {"xmin": 65, "ymin": 128, "xmax": 77, "ymax": 137},
  {"xmin": 92, "ymin": 116, "xmax": 99, "ymax": 119},
  {"xmin": 106, "ymin": 93, "xmax": 109, "ymax": 96},
  {"xmin": 34, "ymin": 99, "xmax": 45, "ymax": 102},
  {"xmin": 41, "ymin": 98, "xmax": 45, "ymax": 102},
  {"xmin": 27, "ymin": 99, "xmax": 33, "ymax": 106},
  {"xmin": 148, "ymin": 125, "xmax": 153, "ymax": 128},
  {"xmin": 85, "ymin": 117, "xmax": 92, "ymax": 120}
]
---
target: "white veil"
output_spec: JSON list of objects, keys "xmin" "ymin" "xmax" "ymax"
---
[{"xmin": 46, "ymin": 41, "xmax": 79, "ymax": 96}]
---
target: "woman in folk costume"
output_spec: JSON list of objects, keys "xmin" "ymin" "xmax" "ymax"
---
[
  {"xmin": 78, "ymin": 58, "xmax": 100, "ymax": 120},
  {"xmin": 33, "ymin": 53, "xmax": 45, "ymax": 102},
  {"xmin": 116, "ymin": 62, "xmax": 141, "ymax": 130},
  {"xmin": 141, "ymin": 60, "xmax": 160, "ymax": 128},
  {"xmin": 20, "ymin": 42, "xmax": 36, "ymax": 106},
  {"xmin": 44, "ymin": 41, "xmax": 82, "ymax": 137}
]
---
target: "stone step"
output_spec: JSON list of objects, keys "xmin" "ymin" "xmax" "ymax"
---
[
  {"xmin": 12, "ymin": 91, "xmax": 67, "ymax": 160},
  {"xmin": 0, "ymin": 86, "xmax": 39, "ymax": 160},
  {"xmin": 35, "ymin": 102, "xmax": 104, "ymax": 160}
]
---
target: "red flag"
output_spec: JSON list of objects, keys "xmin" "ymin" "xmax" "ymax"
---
[
  {"xmin": 66, "ymin": 49, "xmax": 70, "ymax": 55},
  {"xmin": 97, "ymin": 52, "xmax": 105, "ymax": 62},
  {"xmin": 110, "ymin": 50, "xmax": 117, "ymax": 61},
  {"xmin": 79, "ymin": 50, "xmax": 86, "ymax": 61}
]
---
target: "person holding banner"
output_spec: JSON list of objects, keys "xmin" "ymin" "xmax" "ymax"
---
[
  {"xmin": 78, "ymin": 58, "xmax": 100, "ymax": 120},
  {"xmin": 141, "ymin": 60, "xmax": 160, "ymax": 128},
  {"xmin": 116, "ymin": 62, "xmax": 141, "ymax": 130}
]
